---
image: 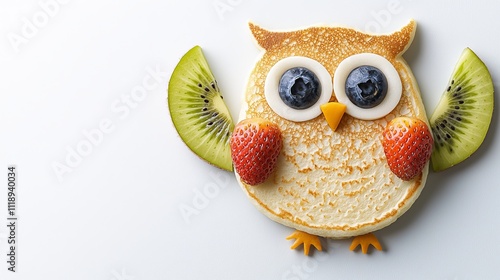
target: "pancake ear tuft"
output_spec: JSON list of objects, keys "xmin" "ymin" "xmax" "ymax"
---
[
  {"xmin": 381, "ymin": 19, "xmax": 417, "ymax": 56},
  {"xmin": 249, "ymin": 22, "xmax": 288, "ymax": 51}
]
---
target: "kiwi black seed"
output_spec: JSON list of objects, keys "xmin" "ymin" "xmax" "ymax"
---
[
  {"xmin": 168, "ymin": 46, "xmax": 234, "ymax": 171},
  {"xmin": 429, "ymin": 48, "xmax": 494, "ymax": 171}
]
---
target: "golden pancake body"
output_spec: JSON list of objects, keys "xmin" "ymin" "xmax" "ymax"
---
[{"xmin": 236, "ymin": 20, "xmax": 428, "ymax": 238}]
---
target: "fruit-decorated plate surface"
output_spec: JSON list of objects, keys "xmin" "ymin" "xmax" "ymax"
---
[{"xmin": 1, "ymin": 0, "xmax": 499, "ymax": 279}]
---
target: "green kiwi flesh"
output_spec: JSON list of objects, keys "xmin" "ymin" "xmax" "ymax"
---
[
  {"xmin": 168, "ymin": 46, "xmax": 234, "ymax": 171},
  {"xmin": 430, "ymin": 48, "xmax": 494, "ymax": 171}
]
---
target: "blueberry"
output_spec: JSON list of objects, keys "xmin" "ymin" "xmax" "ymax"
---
[
  {"xmin": 279, "ymin": 67, "xmax": 321, "ymax": 110},
  {"xmin": 345, "ymin": 65, "xmax": 387, "ymax": 109}
]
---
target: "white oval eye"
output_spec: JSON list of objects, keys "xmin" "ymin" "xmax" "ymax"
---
[
  {"xmin": 265, "ymin": 56, "xmax": 332, "ymax": 122},
  {"xmin": 333, "ymin": 53, "xmax": 402, "ymax": 120}
]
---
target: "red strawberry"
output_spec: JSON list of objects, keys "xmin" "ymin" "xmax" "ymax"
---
[
  {"xmin": 230, "ymin": 118, "xmax": 282, "ymax": 186},
  {"xmin": 382, "ymin": 117, "xmax": 433, "ymax": 181}
]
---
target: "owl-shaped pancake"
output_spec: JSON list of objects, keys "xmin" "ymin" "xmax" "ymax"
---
[{"xmin": 236, "ymin": 20, "xmax": 428, "ymax": 254}]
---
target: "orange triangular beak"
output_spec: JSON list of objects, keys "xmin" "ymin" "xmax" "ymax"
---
[{"xmin": 320, "ymin": 102, "xmax": 346, "ymax": 131}]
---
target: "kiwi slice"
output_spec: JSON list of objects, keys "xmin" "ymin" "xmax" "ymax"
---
[
  {"xmin": 430, "ymin": 48, "xmax": 494, "ymax": 171},
  {"xmin": 168, "ymin": 46, "xmax": 234, "ymax": 171}
]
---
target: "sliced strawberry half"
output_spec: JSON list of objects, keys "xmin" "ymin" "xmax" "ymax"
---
[
  {"xmin": 230, "ymin": 118, "xmax": 282, "ymax": 186},
  {"xmin": 382, "ymin": 117, "xmax": 433, "ymax": 181}
]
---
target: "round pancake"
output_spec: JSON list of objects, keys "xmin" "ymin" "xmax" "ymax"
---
[{"xmin": 236, "ymin": 20, "xmax": 429, "ymax": 238}]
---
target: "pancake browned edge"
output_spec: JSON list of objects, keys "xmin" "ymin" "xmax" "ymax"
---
[{"xmin": 236, "ymin": 20, "xmax": 429, "ymax": 239}]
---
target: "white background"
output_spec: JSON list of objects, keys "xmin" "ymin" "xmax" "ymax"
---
[{"xmin": 1, "ymin": 0, "xmax": 499, "ymax": 279}]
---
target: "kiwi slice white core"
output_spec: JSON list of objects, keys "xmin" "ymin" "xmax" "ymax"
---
[
  {"xmin": 430, "ymin": 48, "xmax": 494, "ymax": 171},
  {"xmin": 168, "ymin": 46, "xmax": 234, "ymax": 171}
]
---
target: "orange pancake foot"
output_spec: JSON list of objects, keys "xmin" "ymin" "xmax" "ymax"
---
[
  {"xmin": 286, "ymin": 230, "xmax": 322, "ymax": 256},
  {"xmin": 349, "ymin": 233, "xmax": 382, "ymax": 254}
]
